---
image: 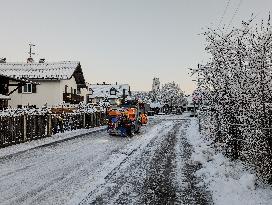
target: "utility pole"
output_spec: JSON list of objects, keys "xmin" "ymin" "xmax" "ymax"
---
[{"xmin": 189, "ymin": 64, "xmax": 205, "ymax": 131}]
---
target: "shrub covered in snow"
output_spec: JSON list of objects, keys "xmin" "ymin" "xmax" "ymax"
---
[
  {"xmin": 197, "ymin": 16, "xmax": 272, "ymax": 183},
  {"xmin": 187, "ymin": 118, "xmax": 272, "ymax": 205},
  {"xmin": 132, "ymin": 82, "xmax": 186, "ymax": 110}
]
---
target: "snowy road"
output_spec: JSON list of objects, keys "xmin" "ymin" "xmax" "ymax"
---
[{"xmin": 0, "ymin": 115, "xmax": 212, "ymax": 205}]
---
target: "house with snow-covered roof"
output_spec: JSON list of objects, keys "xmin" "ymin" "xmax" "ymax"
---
[
  {"xmin": 87, "ymin": 82, "xmax": 131, "ymax": 105},
  {"xmin": 0, "ymin": 60, "xmax": 86, "ymax": 108}
]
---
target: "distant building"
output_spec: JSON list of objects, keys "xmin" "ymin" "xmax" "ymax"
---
[
  {"xmin": 87, "ymin": 83, "xmax": 131, "ymax": 105},
  {"xmin": 152, "ymin": 77, "xmax": 160, "ymax": 92},
  {"xmin": 0, "ymin": 61, "xmax": 86, "ymax": 108}
]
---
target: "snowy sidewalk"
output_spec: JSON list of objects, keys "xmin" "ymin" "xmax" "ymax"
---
[
  {"xmin": 186, "ymin": 118, "xmax": 272, "ymax": 205},
  {"xmin": 0, "ymin": 126, "xmax": 107, "ymax": 159}
]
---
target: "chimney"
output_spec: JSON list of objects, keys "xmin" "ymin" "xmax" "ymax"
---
[
  {"xmin": 39, "ymin": 58, "xmax": 45, "ymax": 63},
  {"xmin": 0, "ymin": 58, "xmax": 6, "ymax": 63}
]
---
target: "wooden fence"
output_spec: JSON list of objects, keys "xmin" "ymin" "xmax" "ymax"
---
[{"xmin": 0, "ymin": 112, "xmax": 107, "ymax": 148}]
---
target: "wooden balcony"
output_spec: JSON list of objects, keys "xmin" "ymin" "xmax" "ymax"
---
[{"xmin": 63, "ymin": 93, "xmax": 84, "ymax": 104}]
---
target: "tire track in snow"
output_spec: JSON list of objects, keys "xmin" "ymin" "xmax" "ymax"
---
[
  {"xmin": 77, "ymin": 121, "xmax": 176, "ymax": 205},
  {"xmin": 79, "ymin": 118, "xmax": 213, "ymax": 205}
]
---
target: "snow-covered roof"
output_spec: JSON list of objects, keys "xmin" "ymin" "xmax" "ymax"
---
[
  {"xmin": 0, "ymin": 94, "xmax": 10, "ymax": 100},
  {"xmin": 90, "ymin": 84, "xmax": 130, "ymax": 99},
  {"xmin": 0, "ymin": 73, "xmax": 38, "ymax": 85},
  {"xmin": 0, "ymin": 61, "xmax": 85, "ymax": 85}
]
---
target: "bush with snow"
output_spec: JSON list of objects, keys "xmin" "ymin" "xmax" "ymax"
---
[
  {"xmin": 195, "ymin": 16, "xmax": 272, "ymax": 183},
  {"xmin": 187, "ymin": 119, "xmax": 272, "ymax": 205}
]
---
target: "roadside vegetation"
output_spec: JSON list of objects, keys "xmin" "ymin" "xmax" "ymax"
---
[{"xmin": 197, "ymin": 16, "xmax": 272, "ymax": 183}]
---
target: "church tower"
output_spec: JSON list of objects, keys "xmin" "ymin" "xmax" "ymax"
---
[{"xmin": 152, "ymin": 77, "xmax": 160, "ymax": 92}]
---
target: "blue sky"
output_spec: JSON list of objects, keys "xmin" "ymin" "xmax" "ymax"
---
[{"xmin": 0, "ymin": 0, "xmax": 271, "ymax": 93}]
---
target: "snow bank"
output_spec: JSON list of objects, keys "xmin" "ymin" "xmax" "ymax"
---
[{"xmin": 186, "ymin": 118, "xmax": 272, "ymax": 205}]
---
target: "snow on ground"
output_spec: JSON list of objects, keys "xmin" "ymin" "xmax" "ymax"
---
[
  {"xmin": 0, "ymin": 126, "xmax": 107, "ymax": 159},
  {"xmin": 186, "ymin": 118, "xmax": 272, "ymax": 205},
  {"xmin": 0, "ymin": 116, "xmax": 168, "ymax": 205},
  {"xmin": 2, "ymin": 114, "xmax": 270, "ymax": 205},
  {"xmin": 73, "ymin": 120, "xmax": 175, "ymax": 205}
]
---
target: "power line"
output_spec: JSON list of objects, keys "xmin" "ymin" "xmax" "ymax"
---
[
  {"xmin": 227, "ymin": 0, "xmax": 243, "ymax": 30},
  {"xmin": 218, "ymin": 0, "xmax": 231, "ymax": 28}
]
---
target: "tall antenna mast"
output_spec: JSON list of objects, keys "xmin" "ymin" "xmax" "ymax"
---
[
  {"xmin": 27, "ymin": 43, "xmax": 36, "ymax": 63},
  {"xmin": 28, "ymin": 43, "xmax": 35, "ymax": 58}
]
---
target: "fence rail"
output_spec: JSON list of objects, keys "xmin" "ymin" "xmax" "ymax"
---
[{"xmin": 0, "ymin": 112, "xmax": 106, "ymax": 148}]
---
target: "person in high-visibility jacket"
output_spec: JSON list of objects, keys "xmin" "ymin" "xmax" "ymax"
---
[{"xmin": 140, "ymin": 113, "xmax": 148, "ymax": 125}]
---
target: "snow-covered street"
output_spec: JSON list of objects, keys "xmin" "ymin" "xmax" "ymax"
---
[
  {"xmin": 0, "ymin": 114, "xmax": 271, "ymax": 205},
  {"xmin": 0, "ymin": 115, "xmax": 208, "ymax": 205}
]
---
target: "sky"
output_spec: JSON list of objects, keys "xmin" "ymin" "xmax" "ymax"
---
[{"xmin": 0, "ymin": 0, "xmax": 272, "ymax": 94}]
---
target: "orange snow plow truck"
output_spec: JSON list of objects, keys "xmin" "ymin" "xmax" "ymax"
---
[{"xmin": 107, "ymin": 100, "xmax": 148, "ymax": 137}]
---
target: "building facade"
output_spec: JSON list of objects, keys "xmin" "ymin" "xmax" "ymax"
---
[{"xmin": 0, "ymin": 61, "xmax": 86, "ymax": 108}]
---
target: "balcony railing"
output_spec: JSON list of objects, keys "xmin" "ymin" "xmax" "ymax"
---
[{"xmin": 63, "ymin": 93, "xmax": 84, "ymax": 104}]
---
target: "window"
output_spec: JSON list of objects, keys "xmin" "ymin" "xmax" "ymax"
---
[
  {"xmin": 77, "ymin": 87, "xmax": 81, "ymax": 94},
  {"xmin": 23, "ymin": 83, "xmax": 32, "ymax": 93},
  {"xmin": 110, "ymin": 88, "xmax": 116, "ymax": 95}
]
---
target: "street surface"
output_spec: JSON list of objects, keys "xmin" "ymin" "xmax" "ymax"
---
[{"xmin": 0, "ymin": 115, "xmax": 212, "ymax": 205}]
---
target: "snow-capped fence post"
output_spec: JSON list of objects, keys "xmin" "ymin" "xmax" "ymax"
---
[
  {"xmin": 90, "ymin": 113, "xmax": 94, "ymax": 127},
  {"xmin": 101, "ymin": 112, "xmax": 106, "ymax": 125},
  {"xmin": 96, "ymin": 112, "xmax": 98, "ymax": 126},
  {"xmin": 94, "ymin": 112, "xmax": 97, "ymax": 127},
  {"xmin": 83, "ymin": 113, "xmax": 86, "ymax": 128},
  {"xmin": 23, "ymin": 114, "xmax": 27, "ymax": 142},
  {"xmin": 98, "ymin": 112, "xmax": 101, "ymax": 126},
  {"xmin": 94, "ymin": 112, "xmax": 97, "ymax": 126},
  {"xmin": 47, "ymin": 114, "xmax": 52, "ymax": 136}
]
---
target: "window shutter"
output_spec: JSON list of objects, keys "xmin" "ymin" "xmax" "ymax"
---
[
  {"xmin": 18, "ymin": 86, "xmax": 22, "ymax": 93},
  {"xmin": 32, "ymin": 84, "xmax": 37, "ymax": 93}
]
